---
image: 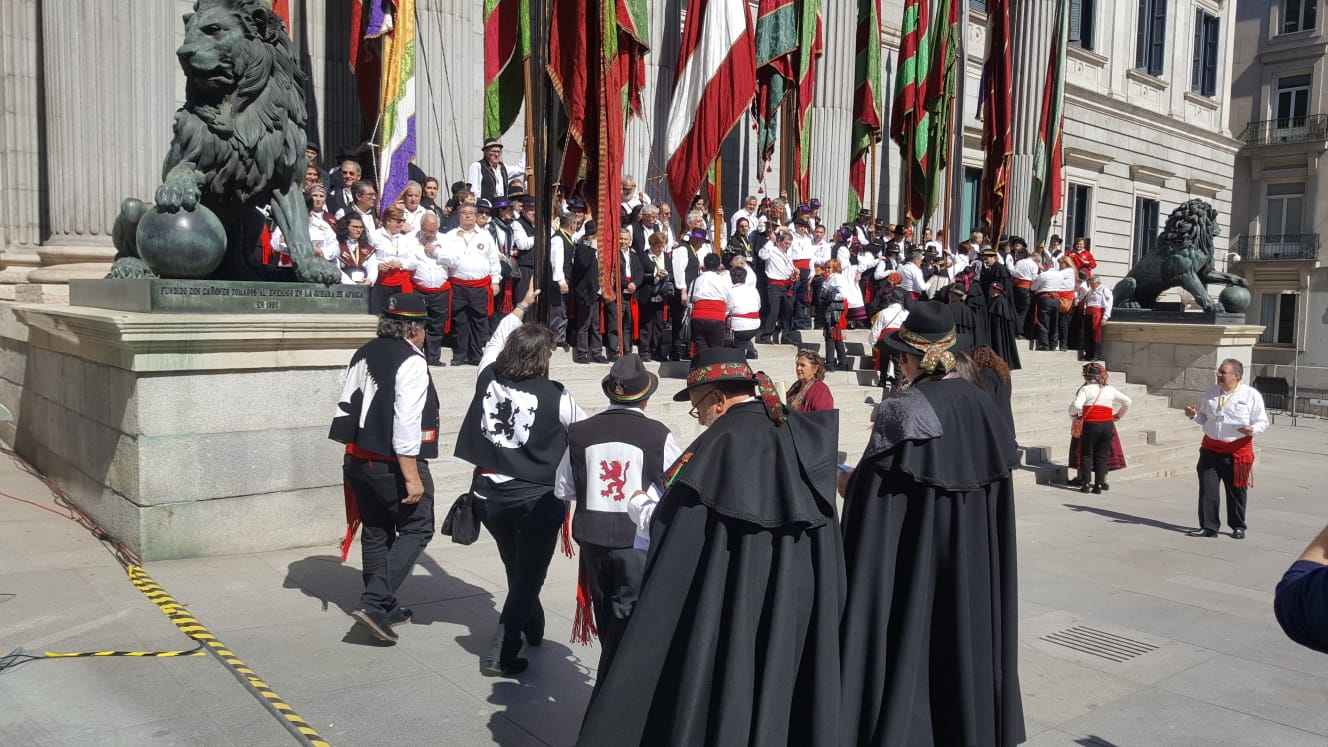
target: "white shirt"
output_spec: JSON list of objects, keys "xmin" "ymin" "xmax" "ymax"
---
[
  {"xmin": 392, "ymin": 341, "xmax": 430, "ymax": 456},
  {"xmin": 551, "ymin": 231, "xmax": 573, "ymax": 286},
  {"xmin": 898, "ymin": 262, "xmax": 927, "ymax": 293},
  {"xmin": 1081, "ymin": 284, "xmax": 1114, "ymax": 319},
  {"xmin": 760, "ymin": 241, "xmax": 796, "ymax": 281},
  {"xmin": 1192, "ymin": 384, "xmax": 1269, "ymax": 442},
  {"xmin": 336, "ymin": 207, "xmax": 378, "ymax": 237},
  {"xmin": 729, "ymin": 282, "xmax": 762, "ymax": 332},
  {"xmin": 1069, "ymin": 383, "xmax": 1133, "ymax": 419},
  {"xmin": 1013, "ymin": 257, "xmax": 1041, "ymax": 281},
  {"xmin": 729, "ymin": 208, "xmax": 756, "ymax": 235},
  {"xmin": 338, "ymin": 239, "xmax": 372, "ymax": 284},
  {"xmin": 410, "ymin": 236, "xmax": 450, "ymax": 289},
  {"xmin": 467, "ymin": 159, "xmax": 513, "ymax": 199},
  {"xmin": 868, "ymin": 304, "xmax": 909, "ymax": 345},
  {"xmin": 789, "ymin": 233, "xmax": 817, "ymax": 263},
  {"xmin": 439, "ymin": 227, "xmax": 501, "ymax": 282},
  {"xmin": 1031, "ymin": 267, "xmax": 1077, "ymax": 293},
  {"xmin": 825, "ymin": 265, "xmax": 865, "ymax": 310},
  {"xmin": 402, "ymin": 205, "xmax": 431, "ymax": 232},
  {"xmin": 688, "ymin": 271, "xmax": 732, "ymax": 307}
]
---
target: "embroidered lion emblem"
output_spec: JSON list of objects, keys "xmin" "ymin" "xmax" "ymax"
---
[{"xmin": 110, "ymin": 0, "xmax": 338, "ymax": 285}]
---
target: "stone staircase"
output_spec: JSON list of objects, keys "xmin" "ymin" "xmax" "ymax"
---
[{"xmin": 425, "ymin": 329, "xmax": 1198, "ymax": 498}]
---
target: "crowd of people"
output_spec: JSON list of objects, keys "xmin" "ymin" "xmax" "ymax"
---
[{"xmin": 289, "ymin": 140, "xmax": 1118, "ymax": 375}]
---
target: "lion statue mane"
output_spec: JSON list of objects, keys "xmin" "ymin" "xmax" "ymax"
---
[
  {"xmin": 1113, "ymin": 198, "xmax": 1245, "ymax": 312},
  {"xmin": 110, "ymin": 0, "xmax": 338, "ymax": 285}
]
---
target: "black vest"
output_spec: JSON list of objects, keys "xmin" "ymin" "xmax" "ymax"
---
[
  {"xmin": 478, "ymin": 161, "xmax": 509, "ymax": 200},
  {"xmin": 456, "ymin": 367, "xmax": 567, "ymax": 484},
  {"xmin": 680, "ymin": 247, "xmax": 700, "ymax": 289},
  {"xmin": 517, "ymin": 217, "xmax": 538, "ymax": 269},
  {"xmin": 567, "ymin": 408, "xmax": 670, "ymax": 548},
  {"xmin": 329, "ymin": 337, "xmax": 440, "ymax": 460}
]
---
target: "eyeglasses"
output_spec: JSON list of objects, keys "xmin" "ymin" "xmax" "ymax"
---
[{"xmin": 687, "ymin": 388, "xmax": 719, "ymax": 419}]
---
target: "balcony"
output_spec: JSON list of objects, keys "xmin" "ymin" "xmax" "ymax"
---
[
  {"xmin": 1242, "ymin": 114, "xmax": 1328, "ymax": 146},
  {"xmin": 1232, "ymin": 234, "xmax": 1321, "ymax": 261}
]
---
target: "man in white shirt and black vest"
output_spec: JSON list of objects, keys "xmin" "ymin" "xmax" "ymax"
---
[
  {"xmin": 555, "ymin": 355, "xmax": 681, "ymax": 683},
  {"xmin": 468, "ymin": 138, "xmax": 512, "ymax": 201},
  {"xmin": 329, "ymin": 293, "xmax": 439, "ymax": 643}
]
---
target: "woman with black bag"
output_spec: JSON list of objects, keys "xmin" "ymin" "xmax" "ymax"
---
[{"xmin": 455, "ymin": 284, "xmax": 586, "ymax": 677}]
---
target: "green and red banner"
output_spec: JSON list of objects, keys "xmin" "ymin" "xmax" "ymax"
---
[
  {"xmin": 483, "ymin": 0, "xmax": 531, "ymax": 140},
  {"xmin": 978, "ymin": 0, "xmax": 1012, "ymax": 240},
  {"xmin": 1029, "ymin": 0, "xmax": 1069, "ymax": 249},
  {"xmin": 753, "ymin": 0, "xmax": 821, "ymax": 199},
  {"xmin": 849, "ymin": 0, "xmax": 882, "ymax": 219}
]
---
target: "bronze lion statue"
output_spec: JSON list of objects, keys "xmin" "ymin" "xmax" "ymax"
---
[
  {"xmin": 1113, "ymin": 198, "xmax": 1245, "ymax": 312},
  {"xmin": 110, "ymin": 0, "xmax": 338, "ymax": 285}
]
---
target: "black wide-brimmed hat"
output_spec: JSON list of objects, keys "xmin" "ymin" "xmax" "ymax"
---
[
  {"xmin": 882, "ymin": 300, "xmax": 957, "ymax": 358},
  {"xmin": 1008, "ymin": 235, "xmax": 1028, "ymax": 248},
  {"xmin": 603, "ymin": 354, "xmax": 659, "ymax": 404},
  {"xmin": 383, "ymin": 293, "xmax": 428, "ymax": 321},
  {"xmin": 567, "ymin": 196, "xmax": 588, "ymax": 211},
  {"xmin": 672, "ymin": 347, "xmax": 759, "ymax": 401}
]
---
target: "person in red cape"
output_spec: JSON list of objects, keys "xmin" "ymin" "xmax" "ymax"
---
[{"xmin": 1183, "ymin": 359, "xmax": 1269, "ymax": 539}]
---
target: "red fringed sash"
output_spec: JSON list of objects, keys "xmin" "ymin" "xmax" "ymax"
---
[{"xmin": 1202, "ymin": 435, "xmax": 1255, "ymax": 488}]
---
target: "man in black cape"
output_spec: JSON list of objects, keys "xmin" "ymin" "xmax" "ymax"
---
[
  {"xmin": 979, "ymin": 246, "xmax": 1023, "ymax": 370},
  {"xmin": 839, "ymin": 301, "xmax": 1025, "ymax": 746},
  {"xmin": 578, "ymin": 347, "xmax": 845, "ymax": 747}
]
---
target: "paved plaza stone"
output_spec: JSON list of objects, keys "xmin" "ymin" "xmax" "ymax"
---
[{"xmin": 1, "ymin": 415, "xmax": 1326, "ymax": 746}]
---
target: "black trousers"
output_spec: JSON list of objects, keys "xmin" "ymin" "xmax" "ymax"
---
[
  {"xmin": 418, "ymin": 288, "xmax": 452, "ymax": 364},
  {"xmin": 1197, "ymin": 448, "xmax": 1248, "ymax": 532},
  {"xmin": 574, "ymin": 294, "xmax": 603, "ymax": 358},
  {"xmin": 761, "ymin": 283, "xmax": 797, "ymax": 341},
  {"xmin": 579, "ymin": 543, "xmax": 646, "ymax": 686},
  {"xmin": 732, "ymin": 328, "xmax": 758, "ymax": 358},
  {"xmin": 476, "ymin": 490, "xmax": 566, "ymax": 662},
  {"xmin": 452, "ymin": 284, "xmax": 491, "ymax": 363},
  {"xmin": 1013, "ymin": 286, "xmax": 1032, "ymax": 336},
  {"xmin": 668, "ymin": 298, "xmax": 689, "ymax": 358},
  {"xmin": 1078, "ymin": 420, "xmax": 1115, "ymax": 485},
  {"xmin": 548, "ymin": 291, "xmax": 569, "ymax": 346},
  {"xmin": 1035, "ymin": 295, "xmax": 1062, "ymax": 349},
  {"xmin": 638, "ymin": 297, "xmax": 667, "ymax": 358},
  {"xmin": 691, "ymin": 317, "xmax": 727, "ymax": 355},
  {"xmin": 823, "ymin": 328, "xmax": 847, "ymax": 368},
  {"xmin": 792, "ymin": 267, "xmax": 812, "ymax": 326},
  {"xmin": 603, "ymin": 296, "xmax": 636, "ymax": 358},
  {"xmin": 344, "ymin": 455, "xmax": 435, "ymax": 617}
]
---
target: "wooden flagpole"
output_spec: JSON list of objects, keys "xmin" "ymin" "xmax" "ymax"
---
[
  {"xmin": 870, "ymin": 141, "xmax": 878, "ymax": 218},
  {"xmin": 713, "ymin": 156, "xmax": 724, "ymax": 244}
]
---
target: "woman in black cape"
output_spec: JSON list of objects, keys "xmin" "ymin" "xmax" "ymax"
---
[{"xmin": 839, "ymin": 301, "xmax": 1026, "ymax": 747}]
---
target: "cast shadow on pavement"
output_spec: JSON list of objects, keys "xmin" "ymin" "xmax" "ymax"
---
[
  {"xmin": 1076, "ymin": 736, "xmax": 1121, "ymax": 747},
  {"xmin": 1063, "ymin": 504, "xmax": 1191, "ymax": 533}
]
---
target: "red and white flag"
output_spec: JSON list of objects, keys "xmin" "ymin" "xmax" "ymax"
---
[{"xmin": 665, "ymin": 0, "xmax": 758, "ymax": 213}]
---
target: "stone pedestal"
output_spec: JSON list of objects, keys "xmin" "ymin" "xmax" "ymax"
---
[
  {"xmin": 1103, "ymin": 321, "xmax": 1265, "ymax": 408},
  {"xmin": 10, "ymin": 305, "xmax": 376, "ymax": 560}
]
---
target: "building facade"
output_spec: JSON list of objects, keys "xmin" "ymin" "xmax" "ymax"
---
[
  {"xmin": 1229, "ymin": 0, "xmax": 1328, "ymax": 404},
  {"xmin": 0, "ymin": 0, "xmax": 1238, "ymax": 301}
]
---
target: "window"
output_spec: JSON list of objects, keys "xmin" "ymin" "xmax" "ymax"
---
[
  {"xmin": 1275, "ymin": 74, "xmax": 1312, "ymax": 129},
  {"xmin": 1070, "ymin": 0, "xmax": 1096, "ymax": 50},
  {"xmin": 1265, "ymin": 183, "xmax": 1305, "ymax": 239},
  {"xmin": 970, "ymin": 0, "xmax": 987, "ymax": 11},
  {"xmin": 1191, "ymin": 10, "xmax": 1220, "ymax": 97},
  {"xmin": 1283, "ymin": 0, "xmax": 1317, "ymax": 34},
  {"xmin": 1258, "ymin": 292, "xmax": 1298, "ymax": 344},
  {"xmin": 1136, "ymin": 0, "xmax": 1168, "ymax": 75},
  {"xmin": 1133, "ymin": 197, "xmax": 1160, "ymax": 264},
  {"xmin": 963, "ymin": 167, "xmax": 983, "ymax": 235},
  {"xmin": 1065, "ymin": 184, "xmax": 1093, "ymax": 249}
]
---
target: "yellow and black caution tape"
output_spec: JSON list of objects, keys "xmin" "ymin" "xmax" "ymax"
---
[
  {"xmin": 44, "ymin": 648, "xmax": 205, "ymax": 658},
  {"xmin": 126, "ymin": 565, "xmax": 332, "ymax": 747}
]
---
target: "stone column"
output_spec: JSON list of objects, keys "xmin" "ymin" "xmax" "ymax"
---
[
  {"xmin": 1003, "ymin": 0, "xmax": 1057, "ymax": 243},
  {"xmin": 33, "ymin": 1, "xmax": 180, "ymax": 288},
  {"xmin": 0, "ymin": 0, "xmax": 44, "ymax": 295},
  {"xmin": 625, "ymin": 0, "xmax": 682, "ymax": 206},
  {"xmin": 808, "ymin": 0, "xmax": 856, "ymax": 229}
]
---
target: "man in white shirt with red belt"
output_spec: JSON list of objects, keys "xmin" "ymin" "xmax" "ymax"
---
[
  {"xmin": 1029, "ymin": 255, "xmax": 1077, "ymax": 351},
  {"xmin": 412, "ymin": 213, "xmax": 452, "ymax": 366},
  {"xmin": 439, "ymin": 205, "xmax": 501, "ymax": 366},
  {"xmin": 1183, "ymin": 359, "xmax": 1269, "ymax": 539},
  {"xmin": 758, "ymin": 229, "xmax": 800, "ymax": 345},
  {"xmin": 790, "ymin": 219, "xmax": 817, "ymax": 330}
]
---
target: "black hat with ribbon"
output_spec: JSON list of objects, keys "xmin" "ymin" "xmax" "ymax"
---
[
  {"xmin": 881, "ymin": 300, "xmax": 959, "ymax": 375},
  {"xmin": 383, "ymin": 292, "xmax": 428, "ymax": 321},
  {"xmin": 672, "ymin": 348, "xmax": 789, "ymax": 425},
  {"xmin": 603, "ymin": 354, "xmax": 659, "ymax": 404}
]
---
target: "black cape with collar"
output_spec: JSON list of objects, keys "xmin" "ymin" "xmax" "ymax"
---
[
  {"xmin": 577, "ymin": 401, "xmax": 845, "ymax": 747},
  {"xmin": 840, "ymin": 377, "xmax": 1025, "ymax": 747}
]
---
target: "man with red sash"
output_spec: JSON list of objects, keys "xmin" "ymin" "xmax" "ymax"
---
[
  {"xmin": 1184, "ymin": 359, "xmax": 1269, "ymax": 539},
  {"xmin": 439, "ymin": 204, "xmax": 501, "ymax": 366},
  {"xmin": 758, "ymin": 228, "xmax": 800, "ymax": 345},
  {"xmin": 789, "ymin": 219, "xmax": 816, "ymax": 329},
  {"xmin": 412, "ymin": 213, "xmax": 452, "ymax": 366},
  {"xmin": 1011, "ymin": 242, "xmax": 1038, "ymax": 336},
  {"xmin": 329, "ymin": 293, "xmax": 439, "ymax": 643},
  {"xmin": 1078, "ymin": 274, "xmax": 1113, "ymax": 361},
  {"xmin": 604, "ymin": 228, "xmax": 645, "ymax": 361}
]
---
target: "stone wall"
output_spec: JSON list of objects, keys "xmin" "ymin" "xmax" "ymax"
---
[
  {"xmin": 8, "ymin": 305, "xmax": 376, "ymax": 560},
  {"xmin": 1103, "ymin": 322, "xmax": 1265, "ymax": 409}
]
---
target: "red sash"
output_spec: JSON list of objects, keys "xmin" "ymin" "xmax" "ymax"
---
[
  {"xmin": 1013, "ymin": 278, "xmax": 1033, "ymax": 289},
  {"xmin": 692, "ymin": 299, "xmax": 728, "ymax": 321},
  {"xmin": 1201, "ymin": 435, "xmax": 1255, "ymax": 488},
  {"xmin": 768, "ymin": 276, "xmax": 794, "ymax": 297},
  {"xmin": 416, "ymin": 281, "xmax": 453, "ymax": 333},
  {"xmin": 830, "ymin": 300, "xmax": 848, "ymax": 341},
  {"xmin": 378, "ymin": 268, "xmax": 413, "ymax": 294},
  {"xmin": 452, "ymin": 276, "xmax": 495, "ymax": 315},
  {"xmin": 793, "ymin": 259, "xmax": 812, "ymax": 269},
  {"xmin": 1083, "ymin": 404, "xmax": 1116, "ymax": 422},
  {"xmin": 1085, "ymin": 305, "xmax": 1105, "ymax": 343},
  {"xmin": 732, "ymin": 310, "xmax": 760, "ymax": 319}
]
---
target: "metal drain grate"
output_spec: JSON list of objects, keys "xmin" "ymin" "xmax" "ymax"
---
[{"xmin": 1040, "ymin": 626, "xmax": 1159, "ymax": 662}]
